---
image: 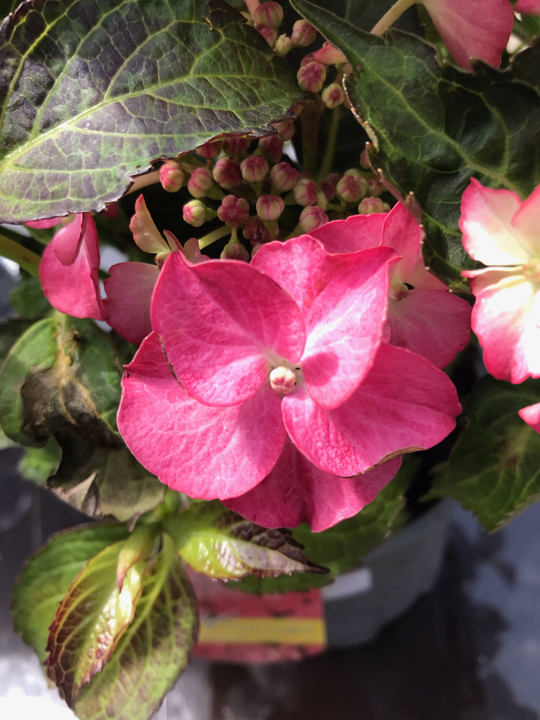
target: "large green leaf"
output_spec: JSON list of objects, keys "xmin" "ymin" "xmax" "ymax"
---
[
  {"xmin": 237, "ymin": 460, "xmax": 413, "ymax": 593},
  {"xmin": 74, "ymin": 536, "xmax": 198, "ymax": 720},
  {"xmin": 164, "ymin": 501, "xmax": 328, "ymax": 579},
  {"xmin": 0, "ymin": 0, "xmax": 303, "ymax": 223},
  {"xmin": 429, "ymin": 378, "xmax": 540, "ymax": 531},
  {"xmin": 298, "ymin": 0, "xmax": 420, "ymax": 33},
  {"xmin": 12, "ymin": 523, "xmax": 129, "ymax": 663},
  {"xmin": 290, "ymin": 0, "xmax": 540, "ymax": 290}
]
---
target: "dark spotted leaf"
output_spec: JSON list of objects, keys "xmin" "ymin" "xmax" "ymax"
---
[
  {"xmin": 429, "ymin": 377, "xmax": 540, "ymax": 531},
  {"xmin": 290, "ymin": 0, "xmax": 540, "ymax": 290},
  {"xmin": 164, "ymin": 501, "xmax": 328, "ymax": 579},
  {"xmin": 0, "ymin": 0, "xmax": 303, "ymax": 223}
]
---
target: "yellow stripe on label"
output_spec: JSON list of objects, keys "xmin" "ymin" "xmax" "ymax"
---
[{"xmin": 199, "ymin": 617, "xmax": 327, "ymax": 645}]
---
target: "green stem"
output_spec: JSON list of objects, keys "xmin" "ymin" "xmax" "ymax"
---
[
  {"xmin": 0, "ymin": 224, "xmax": 49, "ymax": 247},
  {"xmin": 318, "ymin": 105, "xmax": 341, "ymax": 182},
  {"xmin": 0, "ymin": 235, "xmax": 41, "ymax": 277},
  {"xmin": 371, "ymin": 0, "xmax": 416, "ymax": 35},
  {"xmin": 198, "ymin": 225, "xmax": 231, "ymax": 250}
]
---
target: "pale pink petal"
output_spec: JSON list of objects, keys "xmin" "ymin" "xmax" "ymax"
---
[
  {"xmin": 225, "ymin": 437, "xmax": 402, "ymax": 532},
  {"xmin": 387, "ymin": 288, "xmax": 471, "ymax": 368},
  {"xmin": 152, "ymin": 252, "xmax": 305, "ymax": 407},
  {"xmin": 118, "ymin": 333, "xmax": 286, "ymax": 499},
  {"xmin": 516, "ymin": 0, "xmax": 540, "ymax": 16},
  {"xmin": 308, "ymin": 213, "xmax": 386, "ymax": 254},
  {"xmin": 465, "ymin": 267, "xmax": 540, "ymax": 383},
  {"xmin": 182, "ymin": 237, "xmax": 210, "ymax": 264},
  {"xmin": 511, "ymin": 185, "xmax": 540, "ymax": 254},
  {"xmin": 301, "ymin": 248, "xmax": 397, "ymax": 409},
  {"xmin": 460, "ymin": 179, "xmax": 529, "ymax": 265},
  {"xmin": 422, "ymin": 0, "xmax": 514, "ymax": 70},
  {"xmin": 382, "ymin": 203, "xmax": 422, "ymax": 284},
  {"xmin": 26, "ymin": 217, "xmax": 63, "ymax": 229},
  {"xmin": 40, "ymin": 214, "xmax": 106, "ymax": 320},
  {"xmin": 130, "ymin": 195, "xmax": 169, "ymax": 254},
  {"xmin": 519, "ymin": 402, "xmax": 540, "ymax": 433},
  {"xmin": 283, "ymin": 345, "xmax": 460, "ymax": 477},
  {"xmin": 409, "ymin": 258, "xmax": 448, "ymax": 290},
  {"xmin": 103, "ymin": 262, "xmax": 160, "ymax": 344}
]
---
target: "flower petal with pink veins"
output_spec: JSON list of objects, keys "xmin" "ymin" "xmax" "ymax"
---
[
  {"xmin": 519, "ymin": 402, "xmax": 540, "ymax": 433},
  {"xmin": 465, "ymin": 267, "xmax": 540, "ymax": 383},
  {"xmin": 381, "ymin": 203, "xmax": 422, "ymax": 284},
  {"xmin": 103, "ymin": 262, "xmax": 160, "ymax": 344},
  {"xmin": 224, "ymin": 438, "xmax": 402, "ymax": 532},
  {"xmin": 308, "ymin": 213, "xmax": 386, "ymax": 254},
  {"xmin": 387, "ymin": 288, "xmax": 471, "ymax": 368},
  {"xmin": 422, "ymin": 0, "xmax": 514, "ymax": 70},
  {"xmin": 511, "ymin": 185, "xmax": 540, "ymax": 253},
  {"xmin": 301, "ymin": 247, "xmax": 396, "ymax": 409},
  {"xmin": 40, "ymin": 214, "xmax": 106, "ymax": 320},
  {"xmin": 515, "ymin": 0, "xmax": 540, "ymax": 16},
  {"xmin": 26, "ymin": 217, "xmax": 63, "ymax": 229},
  {"xmin": 152, "ymin": 252, "xmax": 306, "ymax": 407},
  {"xmin": 460, "ymin": 179, "xmax": 529, "ymax": 266},
  {"xmin": 283, "ymin": 345, "xmax": 460, "ymax": 477},
  {"xmin": 118, "ymin": 333, "xmax": 286, "ymax": 499}
]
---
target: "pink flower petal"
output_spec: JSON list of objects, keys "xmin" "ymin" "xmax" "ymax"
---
[
  {"xmin": 103, "ymin": 262, "xmax": 160, "ymax": 344},
  {"xmin": 130, "ymin": 195, "xmax": 169, "ymax": 254},
  {"xmin": 422, "ymin": 0, "xmax": 514, "ymax": 70},
  {"xmin": 25, "ymin": 217, "xmax": 63, "ymax": 229},
  {"xmin": 511, "ymin": 185, "xmax": 540, "ymax": 251},
  {"xmin": 224, "ymin": 437, "xmax": 402, "ymax": 532},
  {"xmin": 40, "ymin": 214, "xmax": 106, "ymax": 320},
  {"xmin": 519, "ymin": 402, "xmax": 540, "ymax": 433},
  {"xmin": 515, "ymin": 0, "xmax": 540, "ymax": 15},
  {"xmin": 382, "ymin": 203, "xmax": 422, "ymax": 284},
  {"xmin": 152, "ymin": 252, "xmax": 306, "ymax": 407},
  {"xmin": 460, "ymin": 179, "xmax": 529, "ymax": 265},
  {"xmin": 283, "ymin": 344, "xmax": 460, "ymax": 477},
  {"xmin": 409, "ymin": 258, "xmax": 447, "ymax": 291},
  {"xmin": 387, "ymin": 288, "xmax": 471, "ymax": 368},
  {"xmin": 465, "ymin": 267, "xmax": 540, "ymax": 383},
  {"xmin": 308, "ymin": 213, "xmax": 386, "ymax": 254},
  {"xmin": 118, "ymin": 333, "xmax": 286, "ymax": 499},
  {"xmin": 301, "ymin": 247, "xmax": 397, "ymax": 409}
]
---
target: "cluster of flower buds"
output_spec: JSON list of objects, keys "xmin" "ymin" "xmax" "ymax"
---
[{"xmin": 248, "ymin": 2, "xmax": 317, "ymax": 57}]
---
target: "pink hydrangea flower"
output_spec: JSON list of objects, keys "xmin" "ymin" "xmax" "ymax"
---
[
  {"xmin": 309, "ymin": 203, "xmax": 471, "ymax": 369},
  {"xmin": 118, "ymin": 235, "xmax": 461, "ymax": 531},
  {"xmin": 515, "ymin": 0, "xmax": 540, "ymax": 15},
  {"xmin": 461, "ymin": 179, "xmax": 540, "ymax": 384}
]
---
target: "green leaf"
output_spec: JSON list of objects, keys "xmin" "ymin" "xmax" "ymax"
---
[
  {"xmin": 0, "ymin": 317, "xmax": 33, "ymax": 365},
  {"xmin": 237, "ymin": 459, "xmax": 414, "ymax": 594},
  {"xmin": 290, "ymin": 0, "xmax": 540, "ymax": 290},
  {"xmin": 0, "ymin": 0, "xmax": 303, "ymax": 223},
  {"xmin": 74, "ymin": 536, "xmax": 198, "ymax": 720},
  {"xmin": 299, "ymin": 0, "xmax": 420, "ymax": 33},
  {"xmin": 10, "ymin": 275, "xmax": 51, "ymax": 319},
  {"xmin": 429, "ymin": 377, "xmax": 540, "ymax": 531},
  {"xmin": 11, "ymin": 523, "xmax": 129, "ymax": 663},
  {"xmin": 0, "ymin": 0, "xmax": 19, "ymax": 20},
  {"xmin": 46, "ymin": 540, "xmax": 147, "ymax": 706},
  {"xmin": 18, "ymin": 438, "xmax": 61, "ymax": 485},
  {"xmin": 164, "ymin": 501, "xmax": 329, "ymax": 579}
]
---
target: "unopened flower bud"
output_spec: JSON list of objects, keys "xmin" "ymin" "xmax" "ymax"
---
[
  {"xmin": 256, "ymin": 194, "xmax": 284, "ymax": 221},
  {"xmin": 160, "ymin": 161, "xmax": 185, "ymax": 193},
  {"xmin": 270, "ymin": 162, "xmax": 299, "ymax": 193},
  {"xmin": 291, "ymin": 19, "xmax": 317, "ymax": 47},
  {"xmin": 337, "ymin": 174, "xmax": 368, "ymax": 203},
  {"xmin": 293, "ymin": 177, "xmax": 318, "ymax": 206},
  {"xmin": 299, "ymin": 205, "xmax": 328, "ymax": 233},
  {"xmin": 300, "ymin": 52, "xmax": 317, "ymax": 67},
  {"xmin": 274, "ymin": 33, "xmax": 291, "ymax": 56},
  {"xmin": 358, "ymin": 197, "xmax": 386, "ymax": 215},
  {"xmin": 130, "ymin": 195, "xmax": 168, "ymax": 254},
  {"xmin": 196, "ymin": 139, "xmax": 223, "ymax": 158},
  {"xmin": 321, "ymin": 83, "xmax": 345, "ymax": 109},
  {"xmin": 367, "ymin": 178, "xmax": 384, "ymax": 198},
  {"xmin": 240, "ymin": 155, "xmax": 269, "ymax": 183},
  {"xmin": 183, "ymin": 199, "xmax": 212, "ymax": 227},
  {"xmin": 103, "ymin": 202, "xmax": 119, "ymax": 220},
  {"xmin": 221, "ymin": 240, "xmax": 250, "ymax": 261},
  {"xmin": 243, "ymin": 216, "xmax": 271, "ymax": 245},
  {"xmin": 316, "ymin": 191, "xmax": 329, "ymax": 210},
  {"xmin": 256, "ymin": 23, "xmax": 277, "ymax": 46},
  {"xmin": 389, "ymin": 281, "xmax": 410, "ymax": 302},
  {"xmin": 223, "ymin": 136, "xmax": 251, "ymax": 158},
  {"xmin": 280, "ymin": 121, "xmax": 296, "ymax": 141},
  {"xmin": 320, "ymin": 173, "xmax": 340, "ymax": 200},
  {"xmin": 218, "ymin": 195, "xmax": 250, "ymax": 227},
  {"xmin": 213, "ymin": 157, "xmax": 242, "ymax": 190},
  {"xmin": 314, "ymin": 42, "xmax": 347, "ymax": 65},
  {"xmin": 187, "ymin": 166, "xmax": 213, "ymax": 198},
  {"xmin": 254, "ymin": 2, "xmax": 284, "ymax": 28},
  {"xmin": 258, "ymin": 135, "xmax": 284, "ymax": 164},
  {"xmin": 270, "ymin": 366, "xmax": 297, "ymax": 395},
  {"xmin": 297, "ymin": 61, "xmax": 326, "ymax": 93}
]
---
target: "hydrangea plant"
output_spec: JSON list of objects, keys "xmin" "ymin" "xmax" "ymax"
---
[{"xmin": 1, "ymin": 0, "xmax": 540, "ymax": 716}]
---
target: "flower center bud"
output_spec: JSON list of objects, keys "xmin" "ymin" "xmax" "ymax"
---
[
  {"xmin": 269, "ymin": 366, "xmax": 297, "ymax": 395},
  {"xmin": 524, "ymin": 259, "xmax": 540, "ymax": 282},
  {"xmin": 389, "ymin": 281, "xmax": 410, "ymax": 302}
]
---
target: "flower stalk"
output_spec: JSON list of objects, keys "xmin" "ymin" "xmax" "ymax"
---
[{"xmin": 0, "ymin": 235, "xmax": 41, "ymax": 277}]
